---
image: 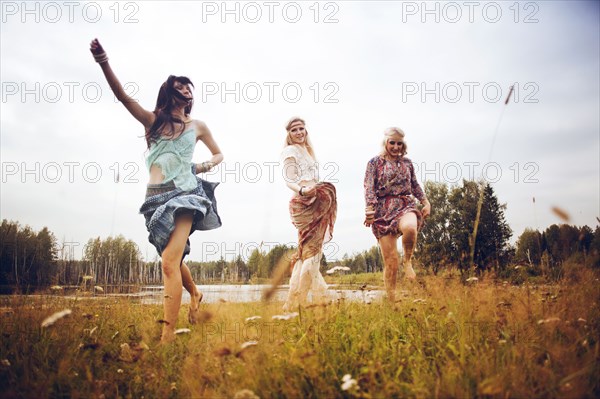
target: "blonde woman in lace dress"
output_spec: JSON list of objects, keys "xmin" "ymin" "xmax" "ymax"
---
[{"xmin": 280, "ymin": 117, "xmax": 337, "ymax": 310}]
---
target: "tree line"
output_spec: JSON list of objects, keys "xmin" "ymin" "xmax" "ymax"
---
[{"xmin": 1, "ymin": 180, "xmax": 598, "ymax": 290}]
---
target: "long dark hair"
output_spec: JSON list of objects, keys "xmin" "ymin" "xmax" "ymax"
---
[{"xmin": 145, "ymin": 75, "xmax": 194, "ymax": 147}]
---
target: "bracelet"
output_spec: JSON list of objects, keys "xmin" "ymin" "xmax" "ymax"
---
[
  {"xmin": 200, "ymin": 161, "xmax": 214, "ymax": 173},
  {"xmin": 93, "ymin": 52, "xmax": 109, "ymax": 64}
]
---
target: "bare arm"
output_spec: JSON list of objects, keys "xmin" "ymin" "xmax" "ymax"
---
[
  {"xmin": 194, "ymin": 120, "xmax": 223, "ymax": 173},
  {"xmin": 89, "ymin": 38, "xmax": 154, "ymax": 129},
  {"xmin": 283, "ymin": 157, "xmax": 303, "ymax": 195}
]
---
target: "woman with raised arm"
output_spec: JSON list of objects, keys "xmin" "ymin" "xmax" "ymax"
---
[
  {"xmin": 364, "ymin": 127, "xmax": 430, "ymax": 303},
  {"xmin": 90, "ymin": 39, "xmax": 223, "ymax": 343},
  {"xmin": 281, "ymin": 117, "xmax": 337, "ymax": 311}
]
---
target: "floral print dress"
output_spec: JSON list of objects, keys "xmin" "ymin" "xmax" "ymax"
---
[{"xmin": 364, "ymin": 155, "xmax": 426, "ymax": 239}]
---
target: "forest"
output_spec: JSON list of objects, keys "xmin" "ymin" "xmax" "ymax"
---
[{"xmin": 1, "ymin": 180, "xmax": 598, "ymax": 290}]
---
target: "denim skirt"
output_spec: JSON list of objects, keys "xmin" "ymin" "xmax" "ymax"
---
[{"xmin": 139, "ymin": 177, "xmax": 221, "ymax": 259}]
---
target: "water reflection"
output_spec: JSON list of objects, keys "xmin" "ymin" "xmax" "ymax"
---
[{"xmin": 135, "ymin": 285, "xmax": 384, "ymax": 305}]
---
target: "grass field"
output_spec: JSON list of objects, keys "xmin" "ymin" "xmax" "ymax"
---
[{"xmin": 0, "ymin": 266, "xmax": 598, "ymax": 398}]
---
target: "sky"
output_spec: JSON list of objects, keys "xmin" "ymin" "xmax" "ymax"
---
[{"xmin": 1, "ymin": 0, "xmax": 599, "ymax": 263}]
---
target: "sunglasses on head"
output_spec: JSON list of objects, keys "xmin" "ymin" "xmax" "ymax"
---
[{"xmin": 389, "ymin": 141, "xmax": 403, "ymax": 146}]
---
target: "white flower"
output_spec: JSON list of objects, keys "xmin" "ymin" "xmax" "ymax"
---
[
  {"xmin": 41, "ymin": 309, "xmax": 72, "ymax": 328},
  {"xmin": 175, "ymin": 328, "xmax": 191, "ymax": 334},
  {"xmin": 341, "ymin": 374, "xmax": 358, "ymax": 391},
  {"xmin": 537, "ymin": 317, "xmax": 561, "ymax": 325},
  {"xmin": 272, "ymin": 312, "xmax": 299, "ymax": 321},
  {"xmin": 245, "ymin": 316, "xmax": 262, "ymax": 322},
  {"xmin": 326, "ymin": 266, "xmax": 351, "ymax": 274},
  {"xmin": 240, "ymin": 341, "xmax": 258, "ymax": 350}
]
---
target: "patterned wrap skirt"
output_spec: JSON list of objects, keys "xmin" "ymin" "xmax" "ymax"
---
[
  {"xmin": 288, "ymin": 182, "xmax": 337, "ymax": 266},
  {"xmin": 139, "ymin": 176, "xmax": 221, "ymax": 259},
  {"xmin": 371, "ymin": 195, "xmax": 423, "ymax": 239}
]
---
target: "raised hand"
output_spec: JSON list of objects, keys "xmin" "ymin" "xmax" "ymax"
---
[{"xmin": 89, "ymin": 38, "xmax": 108, "ymax": 63}]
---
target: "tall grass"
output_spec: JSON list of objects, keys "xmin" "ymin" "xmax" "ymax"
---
[{"xmin": 1, "ymin": 267, "xmax": 598, "ymax": 398}]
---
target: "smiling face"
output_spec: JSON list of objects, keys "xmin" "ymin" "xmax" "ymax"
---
[
  {"xmin": 385, "ymin": 135, "xmax": 405, "ymax": 158},
  {"xmin": 287, "ymin": 120, "xmax": 307, "ymax": 145}
]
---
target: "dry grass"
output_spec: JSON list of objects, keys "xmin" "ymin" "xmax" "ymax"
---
[{"xmin": 0, "ymin": 267, "xmax": 598, "ymax": 398}]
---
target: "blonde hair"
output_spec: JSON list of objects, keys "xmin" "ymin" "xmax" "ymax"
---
[
  {"xmin": 285, "ymin": 117, "xmax": 316, "ymax": 159},
  {"xmin": 380, "ymin": 127, "xmax": 407, "ymax": 157}
]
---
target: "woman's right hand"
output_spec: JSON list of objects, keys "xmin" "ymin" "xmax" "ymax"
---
[
  {"xmin": 89, "ymin": 38, "xmax": 105, "ymax": 55},
  {"xmin": 300, "ymin": 184, "xmax": 317, "ymax": 197}
]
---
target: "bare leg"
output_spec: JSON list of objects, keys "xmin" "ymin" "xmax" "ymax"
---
[
  {"xmin": 160, "ymin": 213, "xmax": 193, "ymax": 343},
  {"xmin": 181, "ymin": 262, "xmax": 203, "ymax": 324},
  {"xmin": 399, "ymin": 212, "xmax": 418, "ymax": 280},
  {"xmin": 378, "ymin": 235, "xmax": 399, "ymax": 302}
]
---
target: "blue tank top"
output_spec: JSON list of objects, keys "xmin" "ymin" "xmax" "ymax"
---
[{"xmin": 146, "ymin": 128, "xmax": 197, "ymax": 191}]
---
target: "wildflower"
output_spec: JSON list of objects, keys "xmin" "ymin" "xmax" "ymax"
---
[
  {"xmin": 234, "ymin": 389, "xmax": 260, "ymax": 399},
  {"xmin": 272, "ymin": 312, "xmax": 299, "ymax": 321},
  {"xmin": 537, "ymin": 317, "xmax": 561, "ymax": 325},
  {"xmin": 214, "ymin": 347, "xmax": 232, "ymax": 357},
  {"xmin": 240, "ymin": 341, "xmax": 258, "ymax": 350},
  {"xmin": 326, "ymin": 266, "xmax": 351, "ymax": 274},
  {"xmin": 560, "ymin": 382, "xmax": 573, "ymax": 392},
  {"xmin": 341, "ymin": 374, "xmax": 358, "ymax": 391},
  {"xmin": 245, "ymin": 316, "xmax": 262, "ymax": 322},
  {"xmin": 175, "ymin": 328, "xmax": 191, "ymax": 335},
  {"xmin": 41, "ymin": 309, "xmax": 72, "ymax": 328}
]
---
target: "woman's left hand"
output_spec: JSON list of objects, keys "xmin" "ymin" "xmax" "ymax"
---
[{"xmin": 422, "ymin": 201, "xmax": 431, "ymax": 219}]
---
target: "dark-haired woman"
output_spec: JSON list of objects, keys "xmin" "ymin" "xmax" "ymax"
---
[{"xmin": 90, "ymin": 39, "xmax": 223, "ymax": 343}]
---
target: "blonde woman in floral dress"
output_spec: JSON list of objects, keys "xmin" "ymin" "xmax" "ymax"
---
[{"xmin": 364, "ymin": 127, "xmax": 430, "ymax": 302}]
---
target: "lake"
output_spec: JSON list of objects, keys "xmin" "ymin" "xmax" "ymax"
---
[{"xmin": 133, "ymin": 284, "xmax": 384, "ymax": 304}]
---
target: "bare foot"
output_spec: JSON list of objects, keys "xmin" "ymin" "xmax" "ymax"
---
[
  {"xmin": 188, "ymin": 291, "xmax": 204, "ymax": 325},
  {"xmin": 404, "ymin": 262, "xmax": 416, "ymax": 280},
  {"xmin": 160, "ymin": 327, "xmax": 176, "ymax": 344}
]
